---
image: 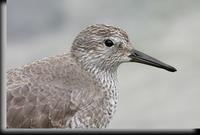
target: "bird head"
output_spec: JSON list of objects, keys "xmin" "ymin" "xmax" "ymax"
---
[{"xmin": 71, "ymin": 24, "xmax": 176, "ymax": 72}]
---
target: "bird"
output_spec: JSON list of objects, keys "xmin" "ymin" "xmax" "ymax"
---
[{"xmin": 7, "ymin": 24, "xmax": 177, "ymax": 128}]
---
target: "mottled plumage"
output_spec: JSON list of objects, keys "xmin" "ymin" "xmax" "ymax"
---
[{"xmin": 7, "ymin": 24, "xmax": 176, "ymax": 128}]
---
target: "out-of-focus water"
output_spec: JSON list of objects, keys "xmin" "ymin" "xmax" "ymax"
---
[{"xmin": 7, "ymin": 0, "xmax": 200, "ymax": 129}]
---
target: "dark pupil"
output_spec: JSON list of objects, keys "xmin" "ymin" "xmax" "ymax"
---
[{"xmin": 104, "ymin": 39, "xmax": 114, "ymax": 47}]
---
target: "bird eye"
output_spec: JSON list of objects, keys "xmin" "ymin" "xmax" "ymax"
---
[{"xmin": 104, "ymin": 39, "xmax": 114, "ymax": 47}]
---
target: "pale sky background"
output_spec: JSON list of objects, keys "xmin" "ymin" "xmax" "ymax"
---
[{"xmin": 7, "ymin": 0, "xmax": 200, "ymax": 129}]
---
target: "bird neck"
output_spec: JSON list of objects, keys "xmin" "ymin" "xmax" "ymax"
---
[
  {"xmin": 71, "ymin": 53, "xmax": 119, "ymax": 127},
  {"xmin": 71, "ymin": 52, "xmax": 119, "ymax": 87},
  {"xmin": 79, "ymin": 58, "xmax": 119, "ymax": 127},
  {"xmin": 76, "ymin": 59, "xmax": 118, "ymax": 89}
]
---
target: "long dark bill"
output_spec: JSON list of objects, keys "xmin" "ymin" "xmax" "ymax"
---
[{"xmin": 129, "ymin": 50, "xmax": 177, "ymax": 72}]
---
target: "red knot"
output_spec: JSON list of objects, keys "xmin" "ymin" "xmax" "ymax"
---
[{"xmin": 7, "ymin": 24, "xmax": 176, "ymax": 128}]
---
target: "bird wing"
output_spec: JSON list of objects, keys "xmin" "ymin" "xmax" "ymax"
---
[{"xmin": 7, "ymin": 54, "xmax": 98, "ymax": 128}]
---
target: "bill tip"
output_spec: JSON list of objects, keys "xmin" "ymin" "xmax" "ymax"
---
[{"xmin": 167, "ymin": 67, "xmax": 177, "ymax": 72}]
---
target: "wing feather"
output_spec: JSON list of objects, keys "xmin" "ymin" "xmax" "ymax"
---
[{"xmin": 7, "ymin": 54, "xmax": 98, "ymax": 128}]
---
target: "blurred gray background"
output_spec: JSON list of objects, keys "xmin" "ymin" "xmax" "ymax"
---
[{"xmin": 7, "ymin": 0, "xmax": 200, "ymax": 129}]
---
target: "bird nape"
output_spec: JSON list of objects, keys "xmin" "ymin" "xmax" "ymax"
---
[{"xmin": 7, "ymin": 24, "xmax": 176, "ymax": 128}]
